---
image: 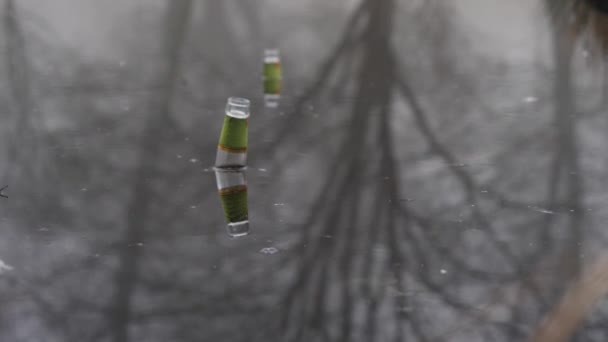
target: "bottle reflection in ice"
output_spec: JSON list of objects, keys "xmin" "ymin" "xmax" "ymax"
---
[
  {"xmin": 215, "ymin": 169, "xmax": 249, "ymax": 237},
  {"xmin": 215, "ymin": 97, "xmax": 250, "ymax": 169},
  {"xmin": 263, "ymin": 49, "xmax": 282, "ymax": 108}
]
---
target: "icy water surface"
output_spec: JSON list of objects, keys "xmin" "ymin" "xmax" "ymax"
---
[{"xmin": 1, "ymin": 0, "xmax": 608, "ymax": 341}]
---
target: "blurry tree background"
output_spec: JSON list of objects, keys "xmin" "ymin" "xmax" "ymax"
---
[{"xmin": 1, "ymin": 0, "xmax": 608, "ymax": 341}]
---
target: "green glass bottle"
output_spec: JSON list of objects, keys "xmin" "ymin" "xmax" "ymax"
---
[
  {"xmin": 263, "ymin": 49, "xmax": 282, "ymax": 108},
  {"xmin": 215, "ymin": 169, "xmax": 249, "ymax": 237},
  {"xmin": 215, "ymin": 97, "xmax": 250, "ymax": 169}
]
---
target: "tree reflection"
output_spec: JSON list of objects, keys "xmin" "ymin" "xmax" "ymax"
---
[
  {"xmin": 109, "ymin": 2, "xmax": 193, "ymax": 342},
  {"xmin": 1, "ymin": 0, "xmax": 607, "ymax": 341},
  {"xmin": 278, "ymin": 0, "xmax": 602, "ymax": 341}
]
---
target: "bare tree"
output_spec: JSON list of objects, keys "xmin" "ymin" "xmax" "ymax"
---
[{"xmin": 109, "ymin": 2, "xmax": 192, "ymax": 342}]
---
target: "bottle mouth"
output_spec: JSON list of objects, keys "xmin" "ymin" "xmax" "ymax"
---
[
  {"xmin": 226, "ymin": 97, "xmax": 250, "ymax": 118},
  {"xmin": 264, "ymin": 49, "xmax": 281, "ymax": 64},
  {"xmin": 227, "ymin": 221, "xmax": 250, "ymax": 237},
  {"xmin": 228, "ymin": 97, "xmax": 250, "ymax": 107}
]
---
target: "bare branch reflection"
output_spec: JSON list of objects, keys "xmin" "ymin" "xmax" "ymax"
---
[{"xmin": 0, "ymin": 0, "xmax": 607, "ymax": 341}]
